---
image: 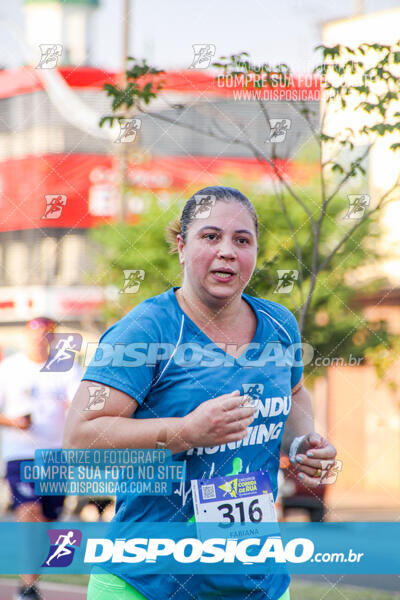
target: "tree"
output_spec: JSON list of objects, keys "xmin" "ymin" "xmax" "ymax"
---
[
  {"xmin": 88, "ymin": 179, "xmax": 392, "ymax": 380},
  {"xmin": 95, "ymin": 43, "xmax": 400, "ymax": 378},
  {"xmin": 88, "ymin": 193, "xmax": 182, "ymax": 323}
]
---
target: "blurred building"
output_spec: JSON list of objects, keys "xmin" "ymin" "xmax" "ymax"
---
[
  {"xmin": 319, "ymin": 9, "xmax": 400, "ymax": 517},
  {"xmin": 0, "ymin": 0, "xmax": 319, "ymax": 349},
  {"xmin": 322, "ymin": 7, "xmax": 400, "ymax": 285}
]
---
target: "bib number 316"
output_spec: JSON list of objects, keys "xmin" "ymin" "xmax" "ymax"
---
[
  {"xmin": 191, "ymin": 470, "xmax": 277, "ymax": 524},
  {"xmin": 218, "ymin": 498, "xmax": 263, "ymax": 523}
]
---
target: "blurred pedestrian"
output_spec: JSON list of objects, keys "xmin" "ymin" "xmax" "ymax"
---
[{"xmin": 0, "ymin": 316, "xmax": 82, "ymax": 600}]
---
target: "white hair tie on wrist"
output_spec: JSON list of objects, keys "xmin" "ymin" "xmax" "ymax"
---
[{"xmin": 289, "ymin": 434, "xmax": 307, "ymax": 465}]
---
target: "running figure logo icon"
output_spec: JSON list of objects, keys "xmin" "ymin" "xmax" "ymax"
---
[
  {"xmin": 41, "ymin": 194, "xmax": 67, "ymax": 220},
  {"xmin": 345, "ymin": 194, "xmax": 370, "ymax": 219},
  {"xmin": 266, "ymin": 119, "xmax": 291, "ymax": 143},
  {"xmin": 218, "ymin": 478, "xmax": 238, "ymax": 498},
  {"xmin": 36, "ymin": 44, "xmax": 63, "ymax": 69},
  {"xmin": 120, "ymin": 269, "xmax": 146, "ymax": 293},
  {"xmin": 85, "ymin": 385, "xmax": 110, "ymax": 411},
  {"xmin": 274, "ymin": 270, "xmax": 299, "ymax": 294},
  {"xmin": 114, "ymin": 118, "xmax": 142, "ymax": 143},
  {"xmin": 242, "ymin": 383, "xmax": 264, "ymax": 407},
  {"xmin": 42, "ymin": 529, "xmax": 82, "ymax": 567},
  {"xmin": 193, "ymin": 194, "xmax": 216, "ymax": 218},
  {"xmin": 189, "ymin": 44, "xmax": 216, "ymax": 69},
  {"xmin": 41, "ymin": 334, "xmax": 82, "ymax": 372}
]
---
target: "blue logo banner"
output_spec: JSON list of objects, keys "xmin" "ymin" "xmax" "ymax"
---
[{"xmin": 0, "ymin": 522, "xmax": 398, "ymax": 574}]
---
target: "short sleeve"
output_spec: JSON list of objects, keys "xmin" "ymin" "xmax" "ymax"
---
[
  {"xmin": 82, "ymin": 308, "xmax": 160, "ymax": 405},
  {"xmin": 264, "ymin": 301, "xmax": 304, "ymax": 392},
  {"xmin": 284, "ymin": 310, "xmax": 304, "ymax": 392}
]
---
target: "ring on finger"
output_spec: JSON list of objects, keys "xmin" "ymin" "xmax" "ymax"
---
[{"xmin": 315, "ymin": 468, "xmax": 322, "ymax": 478}]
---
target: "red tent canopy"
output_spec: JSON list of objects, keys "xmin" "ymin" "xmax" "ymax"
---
[
  {"xmin": 0, "ymin": 66, "xmax": 320, "ymax": 100},
  {"xmin": 0, "ymin": 154, "xmax": 318, "ymax": 231}
]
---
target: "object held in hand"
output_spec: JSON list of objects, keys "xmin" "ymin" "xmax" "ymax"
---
[{"xmin": 289, "ymin": 434, "xmax": 307, "ymax": 465}]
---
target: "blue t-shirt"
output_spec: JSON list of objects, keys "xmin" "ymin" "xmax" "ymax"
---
[{"xmin": 83, "ymin": 287, "xmax": 303, "ymax": 600}]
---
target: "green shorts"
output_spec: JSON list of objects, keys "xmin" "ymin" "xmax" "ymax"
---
[{"xmin": 87, "ymin": 568, "xmax": 291, "ymax": 600}]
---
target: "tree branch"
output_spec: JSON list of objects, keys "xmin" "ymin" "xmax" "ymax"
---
[
  {"xmin": 143, "ymin": 105, "xmax": 318, "ymax": 228},
  {"xmin": 319, "ymin": 176, "xmax": 400, "ymax": 272},
  {"xmin": 274, "ymin": 184, "xmax": 305, "ymax": 305},
  {"xmin": 236, "ymin": 123, "xmax": 317, "ymax": 228},
  {"xmin": 325, "ymin": 144, "xmax": 372, "ymax": 205},
  {"xmin": 289, "ymin": 99, "xmax": 321, "ymax": 147},
  {"xmin": 298, "ymin": 270, "xmax": 318, "ymax": 334}
]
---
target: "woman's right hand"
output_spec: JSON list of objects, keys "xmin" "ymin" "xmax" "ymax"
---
[{"xmin": 182, "ymin": 389, "xmax": 256, "ymax": 449}]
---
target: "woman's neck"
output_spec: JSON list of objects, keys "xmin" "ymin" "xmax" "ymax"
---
[{"xmin": 177, "ymin": 285, "xmax": 244, "ymax": 331}]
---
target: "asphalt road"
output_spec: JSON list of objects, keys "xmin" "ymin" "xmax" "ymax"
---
[{"xmin": 0, "ymin": 580, "xmax": 86, "ymax": 600}]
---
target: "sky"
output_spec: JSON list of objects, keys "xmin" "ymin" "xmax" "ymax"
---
[{"xmin": 1, "ymin": 0, "xmax": 400, "ymax": 73}]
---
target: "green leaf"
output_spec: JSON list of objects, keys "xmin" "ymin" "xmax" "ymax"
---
[
  {"xmin": 385, "ymin": 91, "xmax": 398, "ymax": 101},
  {"xmin": 370, "ymin": 123, "xmax": 388, "ymax": 135},
  {"xmin": 322, "ymin": 44, "xmax": 341, "ymax": 59},
  {"xmin": 331, "ymin": 162, "xmax": 344, "ymax": 173},
  {"xmin": 320, "ymin": 133, "xmax": 334, "ymax": 143},
  {"xmin": 354, "ymin": 85, "xmax": 370, "ymax": 95},
  {"xmin": 99, "ymin": 115, "xmax": 114, "ymax": 128}
]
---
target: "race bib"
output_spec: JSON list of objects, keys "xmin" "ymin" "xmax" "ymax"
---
[{"xmin": 191, "ymin": 470, "xmax": 277, "ymax": 524}]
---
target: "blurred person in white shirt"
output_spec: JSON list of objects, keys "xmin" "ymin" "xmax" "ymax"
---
[{"xmin": 0, "ymin": 316, "xmax": 81, "ymax": 600}]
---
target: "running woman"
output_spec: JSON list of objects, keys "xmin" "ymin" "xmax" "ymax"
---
[{"xmin": 64, "ymin": 186, "xmax": 337, "ymax": 600}]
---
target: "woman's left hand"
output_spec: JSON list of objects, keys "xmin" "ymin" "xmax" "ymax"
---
[{"xmin": 293, "ymin": 432, "xmax": 337, "ymax": 488}]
